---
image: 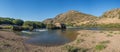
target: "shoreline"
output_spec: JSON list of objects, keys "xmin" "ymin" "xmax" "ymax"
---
[
  {"xmin": 1, "ymin": 30, "xmax": 120, "ymax": 52},
  {"xmin": 0, "ymin": 30, "xmax": 66, "ymax": 52}
]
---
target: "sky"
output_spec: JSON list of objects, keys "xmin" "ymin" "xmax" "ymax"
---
[{"xmin": 0, "ymin": 0, "xmax": 120, "ymax": 21}]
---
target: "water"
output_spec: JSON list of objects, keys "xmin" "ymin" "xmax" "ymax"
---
[
  {"xmin": 20, "ymin": 29, "xmax": 79, "ymax": 46},
  {"xmin": 18, "ymin": 28, "xmax": 120, "ymax": 46}
]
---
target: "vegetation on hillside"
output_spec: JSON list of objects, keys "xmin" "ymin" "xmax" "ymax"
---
[
  {"xmin": 1, "ymin": 9, "xmax": 120, "ymax": 30},
  {"xmin": 0, "ymin": 17, "xmax": 15, "ymax": 25},
  {"xmin": 23, "ymin": 21, "xmax": 46, "ymax": 30},
  {"xmin": 43, "ymin": 10, "xmax": 97, "ymax": 26},
  {"xmin": 43, "ymin": 9, "xmax": 120, "ymax": 28},
  {"xmin": 80, "ymin": 23, "xmax": 120, "ymax": 28},
  {"xmin": 12, "ymin": 19, "xmax": 24, "ymax": 26},
  {"xmin": 0, "ymin": 17, "xmax": 45, "ymax": 31}
]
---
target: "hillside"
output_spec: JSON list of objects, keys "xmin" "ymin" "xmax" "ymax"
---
[
  {"xmin": 43, "ymin": 18, "xmax": 54, "ymax": 24},
  {"xmin": 43, "ymin": 10, "xmax": 97, "ymax": 26},
  {"xmin": 97, "ymin": 8, "xmax": 120, "ymax": 24}
]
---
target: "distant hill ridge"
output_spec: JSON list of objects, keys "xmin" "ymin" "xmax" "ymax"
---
[
  {"xmin": 43, "ymin": 8, "xmax": 120, "ymax": 26},
  {"xmin": 97, "ymin": 8, "xmax": 120, "ymax": 24},
  {"xmin": 43, "ymin": 10, "xmax": 97, "ymax": 26}
]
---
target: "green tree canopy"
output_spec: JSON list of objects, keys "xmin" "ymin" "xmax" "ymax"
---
[
  {"xmin": 0, "ymin": 17, "xmax": 15, "ymax": 24},
  {"xmin": 34, "ymin": 22, "xmax": 46, "ymax": 28},
  {"xmin": 23, "ymin": 21, "xmax": 35, "ymax": 27},
  {"xmin": 23, "ymin": 21, "xmax": 45, "ymax": 29},
  {"xmin": 12, "ymin": 19, "xmax": 24, "ymax": 26}
]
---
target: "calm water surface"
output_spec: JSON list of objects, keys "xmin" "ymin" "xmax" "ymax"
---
[
  {"xmin": 20, "ymin": 29, "xmax": 80, "ymax": 46},
  {"xmin": 20, "ymin": 28, "xmax": 120, "ymax": 46}
]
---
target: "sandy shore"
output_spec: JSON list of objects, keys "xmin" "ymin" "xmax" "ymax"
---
[
  {"xmin": 68, "ymin": 30, "xmax": 120, "ymax": 52},
  {"xmin": 1, "ymin": 30, "xmax": 120, "ymax": 52},
  {"xmin": 0, "ymin": 30, "xmax": 66, "ymax": 52}
]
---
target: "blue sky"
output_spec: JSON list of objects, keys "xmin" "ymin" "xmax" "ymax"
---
[{"xmin": 0, "ymin": 0, "xmax": 120, "ymax": 21}]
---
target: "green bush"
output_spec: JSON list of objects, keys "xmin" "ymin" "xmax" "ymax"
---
[
  {"xmin": 0, "ymin": 17, "xmax": 15, "ymax": 25},
  {"xmin": 63, "ymin": 45, "xmax": 88, "ymax": 52},
  {"xmin": 0, "ymin": 27, "xmax": 2, "ymax": 29},
  {"xmin": 34, "ymin": 22, "xmax": 46, "ymax": 28},
  {"xmin": 1, "ymin": 26, "xmax": 13, "ymax": 29},
  {"xmin": 22, "ymin": 26, "xmax": 33, "ymax": 31},
  {"xmin": 12, "ymin": 26, "xmax": 23, "ymax": 31},
  {"xmin": 64, "ymin": 45, "xmax": 79, "ymax": 52},
  {"xmin": 95, "ymin": 44, "xmax": 106, "ymax": 51},
  {"xmin": 76, "ymin": 39, "xmax": 85, "ymax": 43},
  {"xmin": 46, "ymin": 24, "xmax": 56, "ymax": 29},
  {"xmin": 23, "ymin": 21, "xmax": 45, "ymax": 30},
  {"xmin": 12, "ymin": 19, "xmax": 24, "ymax": 26},
  {"xmin": 22, "ymin": 26, "xmax": 29, "ymax": 30}
]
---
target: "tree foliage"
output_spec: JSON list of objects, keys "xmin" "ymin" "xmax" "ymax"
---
[
  {"xmin": 0, "ymin": 17, "xmax": 46, "ymax": 31},
  {"xmin": 46, "ymin": 24, "xmax": 56, "ymax": 29},
  {"xmin": 12, "ymin": 19, "xmax": 24, "ymax": 26},
  {"xmin": 0, "ymin": 17, "xmax": 15, "ymax": 24},
  {"xmin": 23, "ymin": 21, "xmax": 45, "ymax": 29}
]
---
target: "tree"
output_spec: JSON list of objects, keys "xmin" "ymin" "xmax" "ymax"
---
[
  {"xmin": 23, "ymin": 21, "xmax": 46, "ymax": 29},
  {"xmin": 0, "ymin": 17, "xmax": 15, "ymax": 24},
  {"xmin": 46, "ymin": 24, "xmax": 56, "ymax": 29},
  {"xmin": 34, "ymin": 22, "xmax": 46, "ymax": 28},
  {"xmin": 23, "ymin": 21, "xmax": 35, "ymax": 27},
  {"xmin": 13, "ymin": 19, "xmax": 24, "ymax": 26}
]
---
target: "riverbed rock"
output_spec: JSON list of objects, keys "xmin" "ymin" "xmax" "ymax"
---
[
  {"xmin": 54, "ymin": 23, "xmax": 66, "ymax": 29},
  {"xmin": 46, "ymin": 23, "xmax": 66, "ymax": 29}
]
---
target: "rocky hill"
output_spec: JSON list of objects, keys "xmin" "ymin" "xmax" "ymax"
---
[
  {"xmin": 43, "ymin": 8, "xmax": 120, "ymax": 27},
  {"xmin": 43, "ymin": 10, "xmax": 97, "ymax": 26},
  {"xmin": 43, "ymin": 18, "xmax": 54, "ymax": 24},
  {"xmin": 97, "ymin": 8, "xmax": 120, "ymax": 24}
]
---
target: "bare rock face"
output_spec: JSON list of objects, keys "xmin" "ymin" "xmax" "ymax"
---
[{"xmin": 43, "ymin": 10, "xmax": 97, "ymax": 26}]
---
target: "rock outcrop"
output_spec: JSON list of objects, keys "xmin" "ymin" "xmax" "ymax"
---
[{"xmin": 46, "ymin": 23, "xmax": 66, "ymax": 29}]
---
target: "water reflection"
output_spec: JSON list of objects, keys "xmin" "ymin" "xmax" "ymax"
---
[{"xmin": 21, "ymin": 29, "xmax": 78, "ymax": 46}]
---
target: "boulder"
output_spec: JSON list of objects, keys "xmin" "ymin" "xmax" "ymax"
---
[{"xmin": 54, "ymin": 23, "xmax": 66, "ymax": 29}]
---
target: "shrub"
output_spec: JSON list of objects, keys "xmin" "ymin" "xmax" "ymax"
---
[
  {"xmin": 109, "ymin": 31, "xmax": 113, "ymax": 33},
  {"xmin": 0, "ymin": 27, "xmax": 2, "ymax": 29},
  {"xmin": 34, "ymin": 22, "xmax": 46, "ymax": 28},
  {"xmin": 23, "ymin": 21, "xmax": 45, "ymax": 29},
  {"xmin": 0, "ymin": 17, "xmax": 14, "ymax": 25},
  {"xmin": 76, "ymin": 39, "xmax": 85, "ymax": 43},
  {"xmin": 63, "ymin": 45, "xmax": 79, "ymax": 52},
  {"xmin": 95, "ymin": 44, "xmax": 106, "ymax": 51},
  {"xmin": 12, "ymin": 19, "xmax": 24, "ymax": 26},
  {"xmin": 46, "ymin": 24, "xmax": 56, "ymax": 29},
  {"xmin": 63, "ymin": 45, "xmax": 88, "ymax": 52},
  {"xmin": 1, "ymin": 26, "xmax": 13, "ymax": 29},
  {"xmin": 12, "ymin": 26, "xmax": 23, "ymax": 31},
  {"xmin": 100, "ymin": 40, "xmax": 110, "ymax": 44},
  {"xmin": 107, "ymin": 34, "xmax": 113, "ymax": 37},
  {"xmin": 22, "ymin": 26, "xmax": 29, "ymax": 30},
  {"xmin": 22, "ymin": 26, "xmax": 33, "ymax": 31}
]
